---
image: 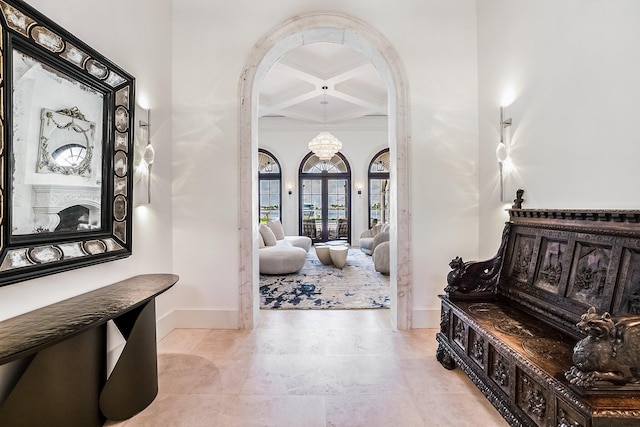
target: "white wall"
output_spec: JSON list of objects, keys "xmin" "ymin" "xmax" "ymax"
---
[
  {"xmin": 172, "ymin": 0, "xmax": 479, "ymax": 328},
  {"xmin": 259, "ymin": 116, "xmax": 388, "ymax": 243},
  {"xmin": 477, "ymin": 0, "xmax": 640, "ymax": 256},
  {"xmin": 0, "ymin": 0, "xmax": 175, "ymax": 329}
]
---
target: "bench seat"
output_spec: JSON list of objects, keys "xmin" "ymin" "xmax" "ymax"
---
[{"xmin": 437, "ymin": 202, "xmax": 640, "ymax": 427}]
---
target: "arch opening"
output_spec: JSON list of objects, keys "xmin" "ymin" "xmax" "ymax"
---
[{"xmin": 239, "ymin": 13, "xmax": 411, "ymax": 329}]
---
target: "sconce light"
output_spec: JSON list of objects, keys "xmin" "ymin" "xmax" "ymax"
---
[
  {"xmin": 139, "ymin": 108, "xmax": 154, "ymax": 204},
  {"xmin": 288, "ymin": 187, "xmax": 293, "ymax": 196},
  {"xmin": 357, "ymin": 188, "xmax": 362, "ymax": 196},
  {"xmin": 496, "ymin": 106, "xmax": 512, "ymax": 202}
]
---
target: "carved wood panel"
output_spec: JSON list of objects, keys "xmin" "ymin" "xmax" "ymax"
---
[
  {"xmin": 614, "ymin": 248, "xmax": 640, "ymax": 315},
  {"xmin": 556, "ymin": 399, "xmax": 586, "ymax": 427},
  {"xmin": 489, "ymin": 346, "xmax": 511, "ymax": 396},
  {"xmin": 566, "ymin": 242, "xmax": 613, "ymax": 310},
  {"xmin": 534, "ymin": 238, "xmax": 568, "ymax": 294},
  {"xmin": 517, "ymin": 370, "xmax": 549, "ymax": 427},
  {"xmin": 509, "ymin": 233, "xmax": 537, "ymax": 284},
  {"xmin": 468, "ymin": 328, "xmax": 485, "ymax": 369},
  {"xmin": 453, "ymin": 315, "xmax": 465, "ymax": 350}
]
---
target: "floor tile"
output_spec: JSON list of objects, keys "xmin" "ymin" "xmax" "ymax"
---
[{"xmin": 104, "ymin": 309, "xmax": 510, "ymax": 426}]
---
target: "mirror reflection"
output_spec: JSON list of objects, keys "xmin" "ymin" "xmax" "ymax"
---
[{"xmin": 12, "ymin": 50, "xmax": 104, "ymax": 235}]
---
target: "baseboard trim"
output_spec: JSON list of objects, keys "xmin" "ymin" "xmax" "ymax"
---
[
  {"xmin": 155, "ymin": 308, "xmax": 435, "ymax": 338},
  {"xmin": 411, "ymin": 308, "xmax": 441, "ymax": 329},
  {"xmin": 156, "ymin": 309, "xmax": 239, "ymax": 340}
]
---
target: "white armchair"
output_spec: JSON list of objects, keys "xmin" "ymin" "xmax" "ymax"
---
[{"xmin": 359, "ymin": 223, "xmax": 389, "ymax": 255}]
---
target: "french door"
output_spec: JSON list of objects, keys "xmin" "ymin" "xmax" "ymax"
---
[
  {"xmin": 300, "ymin": 178, "xmax": 349, "ymax": 242},
  {"xmin": 299, "ymin": 153, "xmax": 351, "ymax": 243}
]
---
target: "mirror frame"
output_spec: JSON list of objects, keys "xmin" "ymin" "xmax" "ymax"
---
[{"xmin": 0, "ymin": 0, "xmax": 134, "ymax": 286}]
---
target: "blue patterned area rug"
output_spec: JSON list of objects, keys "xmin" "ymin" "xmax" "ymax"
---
[{"xmin": 260, "ymin": 247, "xmax": 390, "ymax": 309}]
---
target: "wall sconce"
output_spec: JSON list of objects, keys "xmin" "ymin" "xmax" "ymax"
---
[
  {"xmin": 357, "ymin": 188, "xmax": 362, "ymax": 196},
  {"xmin": 288, "ymin": 187, "xmax": 293, "ymax": 196},
  {"xmin": 139, "ymin": 108, "xmax": 155, "ymax": 204},
  {"xmin": 496, "ymin": 106, "xmax": 512, "ymax": 202}
]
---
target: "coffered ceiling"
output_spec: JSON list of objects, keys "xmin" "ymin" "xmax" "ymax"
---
[{"xmin": 259, "ymin": 42, "xmax": 388, "ymax": 123}]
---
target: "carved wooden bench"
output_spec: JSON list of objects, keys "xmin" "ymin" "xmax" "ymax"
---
[{"xmin": 436, "ymin": 205, "xmax": 640, "ymax": 427}]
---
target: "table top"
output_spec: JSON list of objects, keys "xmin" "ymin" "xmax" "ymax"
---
[
  {"xmin": 315, "ymin": 240, "xmax": 348, "ymax": 246},
  {"xmin": 0, "ymin": 274, "xmax": 179, "ymax": 364}
]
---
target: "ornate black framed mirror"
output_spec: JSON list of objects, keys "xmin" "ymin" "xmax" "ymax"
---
[{"xmin": 0, "ymin": 0, "xmax": 134, "ymax": 286}]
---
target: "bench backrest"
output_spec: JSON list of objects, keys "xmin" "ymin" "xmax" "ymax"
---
[{"xmin": 499, "ymin": 209, "xmax": 640, "ymax": 337}]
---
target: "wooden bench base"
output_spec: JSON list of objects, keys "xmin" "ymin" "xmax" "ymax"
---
[{"xmin": 437, "ymin": 297, "xmax": 640, "ymax": 427}]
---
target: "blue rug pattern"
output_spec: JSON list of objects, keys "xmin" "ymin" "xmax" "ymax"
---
[{"xmin": 260, "ymin": 247, "xmax": 390, "ymax": 309}]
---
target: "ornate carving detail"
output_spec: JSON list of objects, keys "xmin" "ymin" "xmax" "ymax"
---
[
  {"xmin": 445, "ymin": 224, "xmax": 510, "ymax": 296},
  {"xmin": 512, "ymin": 235, "xmax": 534, "ymax": 281},
  {"xmin": 593, "ymin": 409, "xmax": 640, "ymax": 418},
  {"xmin": 492, "ymin": 355, "xmax": 509, "ymax": 387},
  {"xmin": 566, "ymin": 306, "xmax": 640, "ymax": 389},
  {"xmin": 471, "ymin": 334, "xmax": 484, "ymax": 363},
  {"xmin": 440, "ymin": 308, "xmax": 450, "ymax": 334},
  {"xmin": 569, "ymin": 244, "xmax": 610, "ymax": 306},
  {"xmin": 495, "ymin": 318, "xmax": 542, "ymax": 337},
  {"xmin": 442, "ymin": 300, "xmax": 591, "ymax": 413},
  {"xmin": 436, "ymin": 334, "xmax": 525, "ymax": 427},
  {"xmin": 436, "ymin": 342, "xmax": 455, "ymax": 370},
  {"xmin": 535, "ymin": 239, "xmax": 566, "ymax": 293},
  {"xmin": 556, "ymin": 408, "xmax": 583, "ymax": 427},
  {"xmin": 512, "ymin": 188, "xmax": 524, "ymax": 209},
  {"xmin": 454, "ymin": 318, "xmax": 465, "ymax": 348},
  {"xmin": 520, "ymin": 375, "xmax": 546, "ymax": 421}
]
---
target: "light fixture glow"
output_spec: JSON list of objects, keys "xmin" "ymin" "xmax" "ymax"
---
[
  {"xmin": 308, "ymin": 86, "xmax": 342, "ymax": 161},
  {"xmin": 497, "ymin": 106, "xmax": 512, "ymax": 202},
  {"xmin": 139, "ymin": 108, "xmax": 154, "ymax": 204}
]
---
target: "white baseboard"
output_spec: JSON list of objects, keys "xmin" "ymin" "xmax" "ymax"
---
[
  {"xmin": 156, "ymin": 309, "xmax": 239, "ymax": 340},
  {"xmin": 411, "ymin": 308, "xmax": 441, "ymax": 329},
  {"xmin": 154, "ymin": 308, "xmax": 436, "ymax": 338}
]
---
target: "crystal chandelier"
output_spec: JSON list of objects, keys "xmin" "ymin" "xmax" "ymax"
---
[{"xmin": 308, "ymin": 86, "xmax": 342, "ymax": 161}]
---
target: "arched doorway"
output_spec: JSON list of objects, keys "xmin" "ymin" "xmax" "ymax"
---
[{"xmin": 239, "ymin": 13, "xmax": 411, "ymax": 329}]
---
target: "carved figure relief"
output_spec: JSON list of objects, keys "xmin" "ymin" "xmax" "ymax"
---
[
  {"xmin": 519, "ymin": 375, "xmax": 546, "ymax": 422},
  {"xmin": 471, "ymin": 333, "xmax": 484, "ymax": 364},
  {"xmin": 454, "ymin": 318, "xmax": 465, "ymax": 349},
  {"xmin": 618, "ymin": 250, "xmax": 640, "ymax": 315},
  {"xmin": 535, "ymin": 239, "xmax": 566, "ymax": 293},
  {"xmin": 495, "ymin": 318, "xmax": 542, "ymax": 338},
  {"xmin": 568, "ymin": 245, "xmax": 611, "ymax": 307},
  {"xmin": 492, "ymin": 354, "xmax": 510, "ymax": 388},
  {"xmin": 511, "ymin": 235, "xmax": 534, "ymax": 282},
  {"xmin": 566, "ymin": 306, "xmax": 640, "ymax": 389},
  {"xmin": 440, "ymin": 308, "xmax": 450, "ymax": 334},
  {"xmin": 445, "ymin": 224, "xmax": 510, "ymax": 295}
]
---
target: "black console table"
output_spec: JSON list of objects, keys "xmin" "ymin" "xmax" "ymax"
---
[{"xmin": 0, "ymin": 274, "xmax": 179, "ymax": 426}]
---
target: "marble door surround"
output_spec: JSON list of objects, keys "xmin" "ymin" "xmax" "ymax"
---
[{"xmin": 239, "ymin": 13, "xmax": 412, "ymax": 329}]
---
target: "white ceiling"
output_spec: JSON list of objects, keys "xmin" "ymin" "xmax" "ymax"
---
[{"xmin": 259, "ymin": 42, "xmax": 388, "ymax": 123}]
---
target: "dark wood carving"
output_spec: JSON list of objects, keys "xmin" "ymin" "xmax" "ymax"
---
[
  {"xmin": 445, "ymin": 224, "xmax": 510, "ymax": 298},
  {"xmin": 436, "ymin": 202, "xmax": 640, "ymax": 426},
  {"xmin": 512, "ymin": 188, "xmax": 525, "ymax": 209},
  {"xmin": 566, "ymin": 306, "xmax": 640, "ymax": 392}
]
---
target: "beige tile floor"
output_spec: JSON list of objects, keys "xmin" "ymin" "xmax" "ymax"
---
[{"xmin": 105, "ymin": 309, "xmax": 509, "ymax": 427}]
